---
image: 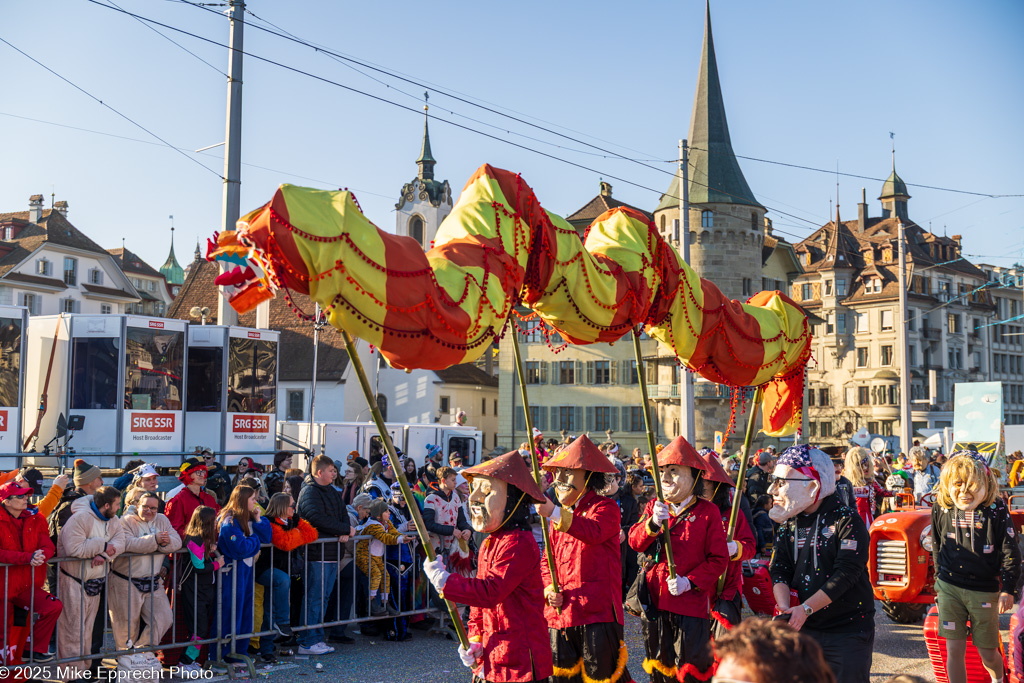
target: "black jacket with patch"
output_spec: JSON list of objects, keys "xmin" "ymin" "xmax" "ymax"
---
[
  {"xmin": 930, "ymin": 497, "xmax": 1021, "ymax": 597},
  {"xmin": 769, "ymin": 493, "xmax": 875, "ymax": 633}
]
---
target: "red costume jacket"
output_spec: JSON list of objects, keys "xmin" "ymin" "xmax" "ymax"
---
[
  {"xmin": 540, "ymin": 489, "xmax": 623, "ymax": 628},
  {"xmin": 0, "ymin": 507, "xmax": 54, "ymax": 597},
  {"xmin": 165, "ymin": 487, "xmax": 220, "ymax": 537},
  {"xmin": 628, "ymin": 498, "xmax": 729, "ymax": 619},
  {"xmin": 442, "ymin": 528, "xmax": 553, "ymax": 682},
  {"xmin": 713, "ymin": 508, "xmax": 756, "ymax": 603}
]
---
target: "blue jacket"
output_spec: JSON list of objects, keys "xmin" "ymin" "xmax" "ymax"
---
[{"xmin": 218, "ymin": 514, "xmax": 272, "ymax": 562}]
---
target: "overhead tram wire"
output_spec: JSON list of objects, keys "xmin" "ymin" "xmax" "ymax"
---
[
  {"xmin": 104, "ymin": 0, "xmax": 227, "ymax": 77},
  {"xmin": 75, "ymin": 2, "xmax": 1024, "ymax": 245},
  {"xmin": 0, "ymin": 36, "xmax": 223, "ymax": 180},
  {"xmin": 0, "ymin": 111, "xmax": 396, "ymax": 201}
]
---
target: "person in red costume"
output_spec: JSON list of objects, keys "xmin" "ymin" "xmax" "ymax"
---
[
  {"xmin": 534, "ymin": 434, "xmax": 635, "ymax": 683},
  {"xmin": 628, "ymin": 436, "xmax": 729, "ymax": 683},
  {"xmin": 165, "ymin": 457, "xmax": 221, "ymax": 538},
  {"xmin": 696, "ymin": 449, "xmax": 756, "ymax": 639},
  {"xmin": 423, "ymin": 451, "xmax": 553, "ymax": 683}
]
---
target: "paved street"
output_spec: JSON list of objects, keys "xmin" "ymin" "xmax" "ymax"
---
[{"xmin": 196, "ymin": 603, "xmax": 1016, "ymax": 682}]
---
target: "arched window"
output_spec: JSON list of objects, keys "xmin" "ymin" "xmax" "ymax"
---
[
  {"xmin": 751, "ymin": 211, "xmax": 757, "ymax": 230},
  {"xmin": 701, "ymin": 210, "xmax": 713, "ymax": 228},
  {"xmin": 659, "ymin": 215, "xmax": 666, "ymax": 234},
  {"xmin": 408, "ymin": 216, "xmax": 424, "ymax": 246}
]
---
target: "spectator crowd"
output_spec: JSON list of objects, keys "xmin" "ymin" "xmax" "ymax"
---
[{"xmin": 0, "ymin": 433, "xmax": 1015, "ymax": 683}]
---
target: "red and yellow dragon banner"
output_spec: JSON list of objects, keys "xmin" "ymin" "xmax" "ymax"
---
[{"xmin": 208, "ymin": 165, "xmax": 811, "ymax": 436}]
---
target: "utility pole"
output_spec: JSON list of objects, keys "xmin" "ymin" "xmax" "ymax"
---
[
  {"xmin": 898, "ymin": 218, "xmax": 912, "ymax": 454},
  {"xmin": 217, "ymin": 0, "xmax": 244, "ymax": 327},
  {"xmin": 679, "ymin": 139, "xmax": 695, "ymax": 445}
]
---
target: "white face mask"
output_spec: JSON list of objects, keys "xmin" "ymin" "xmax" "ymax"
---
[
  {"xmin": 659, "ymin": 465, "xmax": 694, "ymax": 505},
  {"xmin": 950, "ymin": 476, "xmax": 987, "ymax": 511},
  {"xmin": 768, "ymin": 464, "xmax": 820, "ymax": 522}
]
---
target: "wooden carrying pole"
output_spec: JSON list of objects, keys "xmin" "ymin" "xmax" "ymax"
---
[
  {"xmin": 632, "ymin": 329, "xmax": 676, "ymax": 579},
  {"xmin": 718, "ymin": 384, "xmax": 765, "ymax": 593},
  {"xmin": 509, "ymin": 332, "xmax": 561, "ymax": 604},
  {"xmin": 340, "ymin": 330, "xmax": 469, "ymax": 648}
]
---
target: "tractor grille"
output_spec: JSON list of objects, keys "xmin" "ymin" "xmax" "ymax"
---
[{"xmin": 875, "ymin": 539, "xmax": 908, "ymax": 586}]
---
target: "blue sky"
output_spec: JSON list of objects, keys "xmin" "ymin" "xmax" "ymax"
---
[{"xmin": 2, "ymin": 0, "xmax": 1022, "ymax": 274}]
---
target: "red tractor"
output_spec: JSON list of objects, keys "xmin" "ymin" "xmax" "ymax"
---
[{"xmin": 869, "ymin": 493, "xmax": 1024, "ymax": 623}]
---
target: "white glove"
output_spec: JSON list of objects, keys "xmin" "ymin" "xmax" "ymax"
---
[
  {"xmin": 423, "ymin": 557, "xmax": 450, "ymax": 592},
  {"xmin": 651, "ymin": 500, "xmax": 671, "ymax": 525},
  {"xmin": 458, "ymin": 642, "xmax": 483, "ymax": 668},
  {"xmin": 727, "ymin": 540, "xmax": 739, "ymax": 557},
  {"xmin": 667, "ymin": 575, "xmax": 691, "ymax": 596}
]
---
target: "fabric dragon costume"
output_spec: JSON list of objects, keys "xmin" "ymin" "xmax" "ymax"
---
[{"xmin": 208, "ymin": 164, "xmax": 811, "ymax": 436}]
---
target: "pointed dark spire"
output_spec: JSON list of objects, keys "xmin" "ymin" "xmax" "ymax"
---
[
  {"xmin": 657, "ymin": 2, "xmax": 761, "ymax": 211},
  {"xmin": 416, "ymin": 95, "xmax": 436, "ymax": 181}
]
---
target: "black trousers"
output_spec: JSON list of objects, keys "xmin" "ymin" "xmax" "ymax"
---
[
  {"xmin": 641, "ymin": 611, "xmax": 713, "ymax": 683},
  {"xmin": 178, "ymin": 577, "xmax": 216, "ymax": 664},
  {"xmin": 802, "ymin": 627, "xmax": 874, "ymax": 683},
  {"xmin": 550, "ymin": 621, "xmax": 631, "ymax": 683}
]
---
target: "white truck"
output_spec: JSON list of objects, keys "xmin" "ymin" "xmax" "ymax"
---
[{"xmin": 278, "ymin": 421, "xmax": 482, "ymax": 470}]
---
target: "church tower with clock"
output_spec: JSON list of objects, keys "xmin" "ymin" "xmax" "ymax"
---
[{"xmin": 395, "ymin": 103, "xmax": 453, "ymax": 250}]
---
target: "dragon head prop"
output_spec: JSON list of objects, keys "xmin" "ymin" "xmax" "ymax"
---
[{"xmin": 205, "ymin": 229, "xmax": 275, "ymax": 314}]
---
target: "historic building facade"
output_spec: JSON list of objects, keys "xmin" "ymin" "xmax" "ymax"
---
[{"xmin": 793, "ymin": 168, "xmax": 996, "ymax": 449}]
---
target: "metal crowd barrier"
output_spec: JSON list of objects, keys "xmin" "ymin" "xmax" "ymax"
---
[{"xmin": 0, "ymin": 533, "xmax": 441, "ymax": 681}]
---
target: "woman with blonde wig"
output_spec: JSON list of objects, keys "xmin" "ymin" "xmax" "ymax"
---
[
  {"xmin": 930, "ymin": 451, "xmax": 1019, "ymax": 683},
  {"xmin": 842, "ymin": 447, "xmax": 891, "ymax": 526}
]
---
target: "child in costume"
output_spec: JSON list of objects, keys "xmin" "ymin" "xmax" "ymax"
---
[
  {"xmin": 423, "ymin": 451, "xmax": 553, "ymax": 683},
  {"xmin": 628, "ymin": 436, "xmax": 729, "ymax": 683},
  {"xmin": 930, "ymin": 451, "xmax": 1020, "ymax": 683},
  {"xmin": 355, "ymin": 498, "xmax": 413, "ymax": 616},
  {"xmin": 696, "ymin": 449, "xmax": 756, "ymax": 638},
  {"xmin": 534, "ymin": 435, "xmax": 635, "ymax": 683}
]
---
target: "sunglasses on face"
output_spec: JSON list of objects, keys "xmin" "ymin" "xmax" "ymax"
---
[
  {"xmin": 767, "ymin": 473, "xmax": 811, "ymax": 487},
  {"xmin": 7, "ymin": 494, "xmax": 27, "ymax": 501}
]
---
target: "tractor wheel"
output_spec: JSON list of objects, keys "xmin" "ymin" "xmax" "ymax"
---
[{"xmin": 882, "ymin": 600, "xmax": 929, "ymax": 624}]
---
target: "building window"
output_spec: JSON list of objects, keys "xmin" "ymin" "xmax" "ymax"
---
[
  {"xmin": 701, "ymin": 210, "xmax": 713, "ymax": 228},
  {"xmin": 286, "ymin": 390, "xmax": 304, "ymax": 421},
  {"xmin": 439, "ymin": 396, "xmax": 450, "ymax": 415},
  {"xmin": 908, "ymin": 310, "xmax": 917, "ymax": 331},
  {"xmin": 101, "ymin": 304, "xmax": 112, "ymax": 315},
  {"xmin": 837, "ymin": 313, "xmax": 847, "ymax": 334},
  {"xmin": 836, "ymin": 279, "xmax": 846, "ymax": 296},
  {"xmin": 750, "ymin": 212, "xmax": 757, "ymax": 230},
  {"xmin": 63, "ymin": 257, "xmax": 77, "ymax": 286},
  {"xmin": 825, "ymin": 280, "xmax": 833, "ymax": 296},
  {"xmin": 881, "ymin": 309, "xmax": 893, "ymax": 331},
  {"xmin": 594, "ymin": 360, "xmax": 610, "ymax": 384},
  {"xmin": 559, "ymin": 361, "xmax": 575, "ymax": 384},
  {"xmin": 660, "ymin": 215, "xmax": 666, "ymax": 233},
  {"xmin": 948, "ymin": 348, "xmax": 963, "ymax": 369},
  {"xmin": 948, "ymin": 313, "xmax": 962, "ymax": 334},
  {"xmin": 742, "ymin": 278, "xmax": 753, "ymax": 297},
  {"xmin": 18, "ymin": 293, "xmax": 40, "ymax": 315},
  {"xmin": 408, "ymin": 215, "xmax": 424, "ymax": 246},
  {"xmin": 493, "ymin": 399, "xmax": 497, "ymax": 415},
  {"xmin": 801, "ymin": 284, "xmax": 812, "ymax": 300},
  {"xmin": 60, "ymin": 298, "xmax": 79, "ymax": 314},
  {"xmin": 856, "ymin": 313, "xmax": 869, "ymax": 333},
  {"xmin": 593, "ymin": 406, "xmax": 610, "ymax": 432},
  {"xmin": 89, "ymin": 269, "xmax": 103, "ymax": 285},
  {"xmin": 481, "ymin": 398, "xmax": 486, "ymax": 416},
  {"xmin": 818, "ymin": 388, "xmax": 830, "ymax": 406},
  {"xmin": 856, "ymin": 347, "xmax": 868, "ymax": 367},
  {"xmin": 908, "ymin": 344, "xmax": 916, "ymax": 367},
  {"xmin": 881, "ymin": 345, "xmax": 894, "ymax": 366},
  {"xmin": 630, "ymin": 406, "xmax": 643, "ymax": 432},
  {"xmin": 36, "ymin": 259, "xmax": 51, "ymax": 277},
  {"xmin": 558, "ymin": 406, "xmax": 576, "ymax": 432},
  {"xmin": 628, "ymin": 360, "xmax": 639, "ymax": 384},
  {"xmin": 858, "ymin": 386, "xmax": 870, "ymax": 405},
  {"xmin": 519, "ymin": 326, "xmax": 542, "ymax": 343},
  {"xmin": 525, "ymin": 360, "xmax": 542, "ymax": 384},
  {"xmin": 826, "ymin": 314, "xmax": 835, "ymax": 334}
]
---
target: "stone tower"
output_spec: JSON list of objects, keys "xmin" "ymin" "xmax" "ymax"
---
[
  {"xmin": 651, "ymin": 3, "xmax": 767, "ymax": 449},
  {"xmin": 395, "ymin": 104, "xmax": 453, "ymax": 250}
]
